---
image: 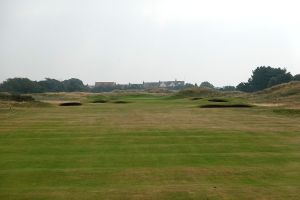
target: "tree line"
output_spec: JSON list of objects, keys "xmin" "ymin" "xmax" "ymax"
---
[
  {"xmin": 0, "ymin": 66, "xmax": 299, "ymax": 93},
  {"xmin": 0, "ymin": 78, "xmax": 87, "ymax": 93}
]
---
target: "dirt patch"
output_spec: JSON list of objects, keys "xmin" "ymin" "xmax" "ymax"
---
[
  {"xmin": 208, "ymin": 98, "xmax": 228, "ymax": 102},
  {"xmin": 59, "ymin": 102, "xmax": 82, "ymax": 106},
  {"xmin": 200, "ymin": 104, "xmax": 252, "ymax": 108}
]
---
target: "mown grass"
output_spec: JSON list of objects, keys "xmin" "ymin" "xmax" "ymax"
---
[
  {"xmin": 0, "ymin": 93, "xmax": 300, "ymax": 199},
  {"xmin": 273, "ymin": 108, "xmax": 300, "ymax": 116}
]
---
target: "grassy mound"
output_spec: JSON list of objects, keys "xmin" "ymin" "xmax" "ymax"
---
[
  {"xmin": 257, "ymin": 81, "xmax": 300, "ymax": 98},
  {"xmin": 176, "ymin": 87, "xmax": 219, "ymax": 98},
  {"xmin": 252, "ymin": 81, "xmax": 300, "ymax": 106},
  {"xmin": 33, "ymin": 92, "xmax": 90, "ymax": 102},
  {"xmin": 87, "ymin": 94, "xmax": 109, "ymax": 103}
]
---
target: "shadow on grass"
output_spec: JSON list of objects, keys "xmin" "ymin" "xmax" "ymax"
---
[
  {"xmin": 92, "ymin": 100, "xmax": 108, "ymax": 103},
  {"xmin": 112, "ymin": 100, "xmax": 131, "ymax": 104},
  {"xmin": 208, "ymin": 98, "xmax": 228, "ymax": 102},
  {"xmin": 190, "ymin": 97, "xmax": 203, "ymax": 101},
  {"xmin": 59, "ymin": 102, "xmax": 82, "ymax": 106}
]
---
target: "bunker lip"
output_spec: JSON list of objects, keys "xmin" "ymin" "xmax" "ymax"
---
[
  {"xmin": 59, "ymin": 102, "xmax": 82, "ymax": 106},
  {"xmin": 200, "ymin": 104, "xmax": 252, "ymax": 108}
]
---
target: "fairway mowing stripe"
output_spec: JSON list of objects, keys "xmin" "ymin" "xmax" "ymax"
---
[{"xmin": 0, "ymin": 134, "xmax": 291, "ymax": 139}]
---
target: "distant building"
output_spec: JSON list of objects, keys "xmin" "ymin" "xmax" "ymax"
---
[
  {"xmin": 143, "ymin": 82, "xmax": 160, "ymax": 89},
  {"xmin": 159, "ymin": 81, "xmax": 185, "ymax": 88},
  {"xmin": 118, "ymin": 83, "xmax": 143, "ymax": 90},
  {"xmin": 143, "ymin": 80, "xmax": 185, "ymax": 89},
  {"xmin": 95, "ymin": 82, "xmax": 116, "ymax": 87},
  {"xmin": 93, "ymin": 80, "xmax": 185, "ymax": 90}
]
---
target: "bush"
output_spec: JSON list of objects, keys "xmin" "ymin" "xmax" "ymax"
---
[{"xmin": 0, "ymin": 93, "xmax": 34, "ymax": 102}]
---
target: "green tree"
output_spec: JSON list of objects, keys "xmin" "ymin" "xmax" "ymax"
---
[
  {"xmin": 38, "ymin": 78, "xmax": 64, "ymax": 92},
  {"xmin": 220, "ymin": 86, "xmax": 236, "ymax": 91},
  {"xmin": 63, "ymin": 78, "xmax": 86, "ymax": 92},
  {"xmin": 0, "ymin": 78, "xmax": 42, "ymax": 93},
  {"xmin": 200, "ymin": 81, "xmax": 214, "ymax": 89},
  {"xmin": 251, "ymin": 66, "xmax": 292, "ymax": 91},
  {"xmin": 237, "ymin": 66, "xmax": 293, "ymax": 92},
  {"xmin": 236, "ymin": 82, "xmax": 252, "ymax": 92}
]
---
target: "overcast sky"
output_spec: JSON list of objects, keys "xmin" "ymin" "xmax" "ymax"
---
[{"xmin": 1, "ymin": 0, "xmax": 300, "ymax": 86}]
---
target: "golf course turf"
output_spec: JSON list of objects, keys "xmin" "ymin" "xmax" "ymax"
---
[{"xmin": 0, "ymin": 92, "xmax": 300, "ymax": 199}]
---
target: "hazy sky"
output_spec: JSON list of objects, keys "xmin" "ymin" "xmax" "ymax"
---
[{"xmin": 1, "ymin": 0, "xmax": 300, "ymax": 86}]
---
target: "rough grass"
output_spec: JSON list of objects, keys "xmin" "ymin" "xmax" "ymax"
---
[
  {"xmin": 175, "ymin": 87, "xmax": 219, "ymax": 98},
  {"xmin": 252, "ymin": 82, "xmax": 300, "ymax": 108},
  {"xmin": 0, "ymin": 92, "xmax": 300, "ymax": 199},
  {"xmin": 257, "ymin": 81, "xmax": 300, "ymax": 97}
]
